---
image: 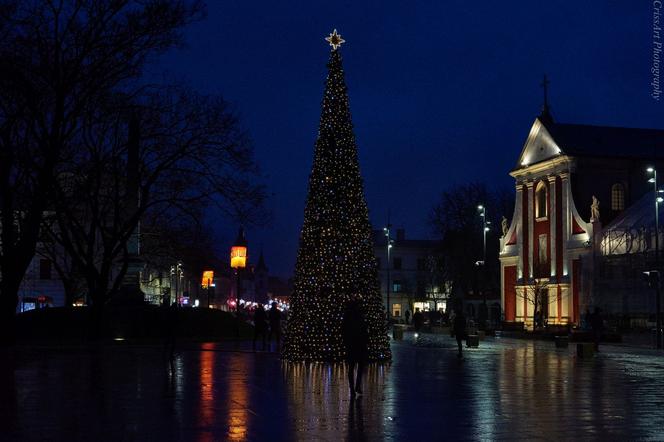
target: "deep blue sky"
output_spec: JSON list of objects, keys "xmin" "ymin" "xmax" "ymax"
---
[{"xmin": 154, "ymin": 1, "xmax": 662, "ymax": 277}]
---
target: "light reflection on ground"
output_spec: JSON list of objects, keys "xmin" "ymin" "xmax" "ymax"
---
[{"xmin": 2, "ymin": 335, "xmax": 664, "ymax": 440}]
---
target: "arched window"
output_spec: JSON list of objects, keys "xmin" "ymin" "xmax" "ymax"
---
[
  {"xmin": 611, "ymin": 183, "xmax": 625, "ymax": 211},
  {"xmin": 535, "ymin": 181, "xmax": 548, "ymax": 219}
]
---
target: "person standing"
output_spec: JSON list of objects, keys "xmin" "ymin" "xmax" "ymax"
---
[
  {"xmin": 405, "ymin": 309, "xmax": 411, "ymax": 325},
  {"xmin": 412, "ymin": 308, "xmax": 424, "ymax": 331},
  {"xmin": 253, "ymin": 304, "xmax": 268, "ymax": 351},
  {"xmin": 453, "ymin": 309, "xmax": 467, "ymax": 359},
  {"xmin": 342, "ymin": 297, "xmax": 369, "ymax": 397},
  {"xmin": 268, "ymin": 302, "xmax": 282, "ymax": 351}
]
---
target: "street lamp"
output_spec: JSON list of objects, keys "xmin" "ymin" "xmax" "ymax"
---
[
  {"xmin": 230, "ymin": 228, "xmax": 248, "ymax": 313},
  {"xmin": 383, "ymin": 224, "xmax": 394, "ymax": 321},
  {"xmin": 478, "ymin": 205, "xmax": 490, "ymax": 328},
  {"xmin": 171, "ymin": 262, "xmax": 183, "ymax": 306},
  {"xmin": 647, "ymin": 167, "xmax": 662, "ymax": 349}
]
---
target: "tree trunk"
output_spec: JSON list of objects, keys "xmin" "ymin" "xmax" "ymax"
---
[{"xmin": 0, "ymin": 278, "xmax": 20, "ymax": 346}]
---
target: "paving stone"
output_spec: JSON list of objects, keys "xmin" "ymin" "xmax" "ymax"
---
[{"xmin": 1, "ymin": 334, "xmax": 663, "ymax": 441}]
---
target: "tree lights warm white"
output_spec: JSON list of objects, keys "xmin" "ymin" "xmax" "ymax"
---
[{"xmin": 282, "ymin": 32, "xmax": 391, "ymax": 362}]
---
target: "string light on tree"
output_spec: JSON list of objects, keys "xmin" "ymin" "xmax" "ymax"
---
[{"xmin": 282, "ymin": 31, "xmax": 391, "ymax": 362}]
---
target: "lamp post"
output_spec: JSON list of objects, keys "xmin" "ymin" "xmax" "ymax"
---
[
  {"xmin": 647, "ymin": 167, "xmax": 663, "ymax": 349},
  {"xmin": 171, "ymin": 262, "xmax": 183, "ymax": 306},
  {"xmin": 383, "ymin": 224, "xmax": 394, "ymax": 321},
  {"xmin": 478, "ymin": 205, "xmax": 490, "ymax": 327},
  {"xmin": 230, "ymin": 228, "xmax": 248, "ymax": 312}
]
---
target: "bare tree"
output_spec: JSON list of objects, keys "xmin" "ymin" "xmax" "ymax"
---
[
  {"xmin": 429, "ymin": 182, "xmax": 512, "ymax": 306},
  {"xmin": 515, "ymin": 277, "xmax": 557, "ymax": 330},
  {"xmin": 45, "ymin": 89, "xmax": 265, "ymax": 324},
  {"xmin": 0, "ymin": 0, "xmax": 203, "ymax": 342}
]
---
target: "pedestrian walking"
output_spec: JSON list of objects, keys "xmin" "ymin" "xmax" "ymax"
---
[
  {"xmin": 453, "ymin": 309, "xmax": 467, "ymax": 359},
  {"xmin": 405, "ymin": 309, "xmax": 411, "ymax": 325},
  {"xmin": 342, "ymin": 296, "xmax": 369, "ymax": 397},
  {"xmin": 268, "ymin": 302, "xmax": 282, "ymax": 351},
  {"xmin": 253, "ymin": 304, "xmax": 268, "ymax": 351},
  {"xmin": 412, "ymin": 308, "xmax": 424, "ymax": 331}
]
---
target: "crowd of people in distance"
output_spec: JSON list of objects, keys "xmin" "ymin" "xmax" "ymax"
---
[{"xmin": 252, "ymin": 302, "xmax": 282, "ymax": 351}]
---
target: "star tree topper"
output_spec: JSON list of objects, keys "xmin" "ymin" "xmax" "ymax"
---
[{"xmin": 325, "ymin": 29, "xmax": 345, "ymax": 50}]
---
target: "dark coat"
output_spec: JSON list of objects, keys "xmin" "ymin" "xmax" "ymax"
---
[
  {"xmin": 269, "ymin": 306, "xmax": 281, "ymax": 329},
  {"xmin": 342, "ymin": 302, "xmax": 369, "ymax": 362},
  {"xmin": 453, "ymin": 313, "xmax": 467, "ymax": 338}
]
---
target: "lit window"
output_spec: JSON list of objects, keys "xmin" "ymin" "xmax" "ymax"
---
[
  {"xmin": 535, "ymin": 181, "xmax": 548, "ymax": 219},
  {"xmin": 392, "ymin": 303, "xmax": 401, "ymax": 317},
  {"xmin": 611, "ymin": 183, "xmax": 625, "ymax": 211},
  {"xmin": 393, "ymin": 280, "xmax": 402, "ymax": 292}
]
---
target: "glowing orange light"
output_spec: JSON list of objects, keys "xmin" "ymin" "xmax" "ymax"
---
[
  {"xmin": 230, "ymin": 246, "xmax": 247, "ymax": 269},
  {"xmin": 201, "ymin": 270, "xmax": 214, "ymax": 288}
]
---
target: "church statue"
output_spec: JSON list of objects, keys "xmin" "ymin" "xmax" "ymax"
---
[
  {"xmin": 501, "ymin": 216, "xmax": 509, "ymax": 237},
  {"xmin": 591, "ymin": 195, "xmax": 600, "ymax": 222}
]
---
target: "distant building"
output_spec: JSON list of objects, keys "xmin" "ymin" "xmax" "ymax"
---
[
  {"xmin": 373, "ymin": 228, "xmax": 447, "ymax": 321},
  {"xmin": 17, "ymin": 253, "xmax": 67, "ymax": 312},
  {"xmin": 500, "ymin": 109, "xmax": 664, "ymax": 329}
]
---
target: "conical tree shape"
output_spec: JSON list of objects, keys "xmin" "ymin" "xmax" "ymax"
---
[{"xmin": 283, "ymin": 46, "xmax": 391, "ymax": 362}]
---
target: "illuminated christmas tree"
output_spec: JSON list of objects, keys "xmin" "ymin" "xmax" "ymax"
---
[{"xmin": 283, "ymin": 30, "xmax": 391, "ymax": 362}]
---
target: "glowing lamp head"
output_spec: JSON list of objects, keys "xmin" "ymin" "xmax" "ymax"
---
[
  {"xmin": 647, "ymin": 167, "xmax": 655, "ymax": 173},
  {"xmin": 201, "ymin": 270, "xmax": 214, "ymax": 288},
  {"xmin": 230, "ymin": 228, "xmax": 248, "ymax": 269}
]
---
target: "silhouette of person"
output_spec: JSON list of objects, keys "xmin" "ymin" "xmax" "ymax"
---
[
  {"xmin": 412, "ymin": 308, "xmax": 424, "ymax": 331},
  {"xmin": 253, "ymin": 304, "xmax": 268, "ymax": 351},
  {"xmin": 268, "ymin": 302, "xmax": 282, "ymax": 351},
  {"xmin": 453, "ymin": 309, "xmax": 467, "ymax": 359},
  {"xmin": 405, "ymin": 309, "xmax": 411, "ymax": 325},
  {"xmin": 342, "ymin": 296, "xmax": 369, "ymax": 397}
]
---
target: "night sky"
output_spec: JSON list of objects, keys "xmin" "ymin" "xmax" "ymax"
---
[{"xmin": 153, "ymin": 1, "xmax": 662, "ymax": 277}]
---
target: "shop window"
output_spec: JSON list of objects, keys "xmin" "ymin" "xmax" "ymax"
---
[{"xmin": 392, "ymin": 303, "xmax": 401, "ymax": 317}]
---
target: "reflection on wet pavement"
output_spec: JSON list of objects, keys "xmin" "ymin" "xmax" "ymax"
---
[{"xmin": 2, "ymin": 334, "xmax": 664, "ymax": 441}]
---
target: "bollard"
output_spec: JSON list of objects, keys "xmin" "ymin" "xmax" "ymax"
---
[
  {"xmin": 392, "ymin": 325, "xmax": 404, "ymax": 340},
  {"xmin": 555, "ymin": 336, "xmax": 569, "ymax": 348},
  {"xmin": 466, "ymin": 334, "xmax": 480, "ymax": 348},
  {"xmin": 576, "ymin": 342, "xmax": 594, "ymax": 358}
]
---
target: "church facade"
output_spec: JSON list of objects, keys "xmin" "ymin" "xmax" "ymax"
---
[{"xmin": 500, "ymin": 113, "xmax": 664, "ymax": 328}]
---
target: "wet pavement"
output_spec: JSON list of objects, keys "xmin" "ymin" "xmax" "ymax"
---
[{"xmin": 2, "ymin": 334, "xmax": 664, "ymax": 441}]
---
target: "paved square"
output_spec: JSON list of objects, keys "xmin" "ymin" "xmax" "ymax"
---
[{"xmin": 2, "ymin": 334, "xmax": 663, "ymax": 441}]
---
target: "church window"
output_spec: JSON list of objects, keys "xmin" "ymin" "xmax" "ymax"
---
[
  {"xmin": 538, "ymin": 235, "xmax": 548, "ymax": 265},
  {"xmin": 611, "ymin": 183, "xmax": 625, "ymax": 211},
  {"xmin": 535, "ymin": 181, "xmax": 548, "ymax": 219}
]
